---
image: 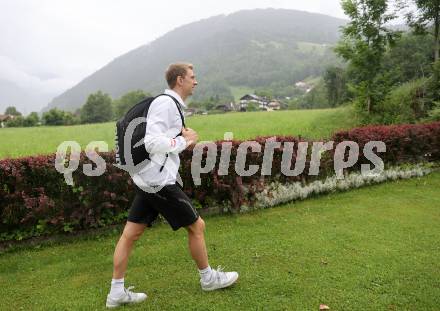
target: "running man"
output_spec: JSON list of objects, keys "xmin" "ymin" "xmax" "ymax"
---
[{"xmin": 106, "ymin": 63, "xmax": 239, "ymax": 308}]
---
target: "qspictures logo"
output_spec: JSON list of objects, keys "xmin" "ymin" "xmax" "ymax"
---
[{"xmin": 55, "ymin": 128, "xmax": 386, "ymax": 193}]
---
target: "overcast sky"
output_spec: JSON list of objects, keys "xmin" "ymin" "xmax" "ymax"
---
[{"xmin": 0, "ymin": 0, "xmax": 348, "ymax": 102}]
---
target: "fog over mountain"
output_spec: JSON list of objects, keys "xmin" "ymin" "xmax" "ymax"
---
[{"xmin": 0, "ymin": 79, "xmax": 56, "ymax": 115}]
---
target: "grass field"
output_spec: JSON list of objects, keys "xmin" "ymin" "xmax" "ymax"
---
[
  {"xmin": 0, "ymin": 106, "xmax": 358, "ymax": 159},
  {"xmin": 0, "ymin": 171, "xmax": 438, "ymax": 310}
]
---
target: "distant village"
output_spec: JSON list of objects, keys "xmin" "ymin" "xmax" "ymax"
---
[
  {"xmin": 0, "ymin": 80, "xmax": 315, "ymax": 127},
  {"xmin": 185, "ymin": 80, "xmax": 314, "ymax": 117},
  {"xmin": 187, "ymin": 93, "xmax": 284, "ymax": 116},
  {"xmin": 0, "ymin": 93, "xmax": 287, "ymax": 127}
]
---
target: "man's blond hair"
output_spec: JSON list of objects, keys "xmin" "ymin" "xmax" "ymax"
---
[{"xmin": 165, "ymin": 63, "xmax": 193, "ymax": 89}]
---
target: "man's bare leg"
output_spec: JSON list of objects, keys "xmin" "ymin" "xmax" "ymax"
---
[
  {"xmin": 112, "ymin": 221, "xmax": 147, "ymax": 279},
  {"xmin": 107, "ymin": 221, "xmax": 148, "ymax": 308},
  {"xmin": 186, "ymin": 216, "xmax": 239, "ymax": 290},
  {"xmin": 186, "ymin": 217, "xmax": 209, "ymax": 269}
]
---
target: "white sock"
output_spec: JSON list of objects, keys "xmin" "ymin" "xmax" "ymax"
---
[
  {"xmin": 109, "ymin": 278, "xmax": 125, "ymax": 297},
  {"xmin": 198, "ymin": 266, "xmax": 213, "ymax": 283}
]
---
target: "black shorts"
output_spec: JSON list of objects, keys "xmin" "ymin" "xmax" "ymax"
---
[{"xmin": 127, "ymin": 183, "xmax": 199, "ymax": 231}]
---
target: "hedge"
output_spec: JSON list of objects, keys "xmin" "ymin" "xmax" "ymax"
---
[{"xmin": 1, "ymin": 121, "xmax": 439, "ymax": 242}]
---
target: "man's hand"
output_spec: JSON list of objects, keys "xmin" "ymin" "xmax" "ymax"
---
[{"xmin": 182, "ymin": 127, "xmax": 198, "ymax": 147}]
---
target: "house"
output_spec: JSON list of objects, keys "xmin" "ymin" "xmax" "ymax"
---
[
  {"xmin": 268, "ymin": 101, "xmax": 281, "ymax": 110},
  {"xmin": 0, "ymin": 114, "xmax": 14, "ymax": 128},
  {"xmin": 230, "ymin": 102, "xmax": 241, "ymax": 111},
  {"xmin": 214, "ymin": 103, "xmax": 233, "ymax": 112},
  {"xmin": 295, "ymin": 81, "xmax": 313, "ymax": 93},
  {"xmin": 239, "ymin": 94, "xmax": 269, "ymax": 111}
]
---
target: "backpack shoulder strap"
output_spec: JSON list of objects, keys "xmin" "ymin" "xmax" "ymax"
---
[{"xmin": 156, "ymin": 94, "xmax": 186, "ymax": 128}]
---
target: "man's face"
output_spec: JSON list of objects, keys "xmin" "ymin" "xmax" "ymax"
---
[{"xmin": 180, "ymin": 68, "xmax": 198, "ymax": 97}]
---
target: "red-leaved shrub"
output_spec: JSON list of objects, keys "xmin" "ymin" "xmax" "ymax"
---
[{"xmin": 1, "ymin": 121, "xmax": 439, "ymax": 241}]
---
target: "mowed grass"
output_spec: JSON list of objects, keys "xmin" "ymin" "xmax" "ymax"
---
[
  {"xmin": 0, "ymin": 106, "xmax": 358, "ymax": 159},
  {"xmin": 1, "ymin": 172, "xmax": 439, "ymax": 310}
]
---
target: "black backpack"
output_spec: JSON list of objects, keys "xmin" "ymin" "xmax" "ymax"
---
[{"xmin": 115, "ymin": 94, "xmax": 186, "ymax": 173}]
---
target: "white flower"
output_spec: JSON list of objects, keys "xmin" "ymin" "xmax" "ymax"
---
[{"xmin": 254, "ymin": 163, "xmax": 433, "ymax": 209}]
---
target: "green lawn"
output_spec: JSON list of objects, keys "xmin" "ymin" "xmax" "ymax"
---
[
  {"xmin": 0, "ymin": 106, "xmax": 358, "ymax": 159},
  {"xmin": 1, "ymin": 171, "xmax": 439, "ymax": 310}
]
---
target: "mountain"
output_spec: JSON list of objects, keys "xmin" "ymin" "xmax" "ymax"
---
[
  {"xmin": 0, "ymin": 79, "xmax": 53, "ymax": 115},
  {"xmin": 45, "ymin": 9, "xmax": 347, "ymax": 111}
]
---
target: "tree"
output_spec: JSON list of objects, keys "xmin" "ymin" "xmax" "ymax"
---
[
  {"xmin": 81, "ymin": 91, "xmax": 113, "ymax": 124},
  {"xmin": 295, "ymin": 81, "xmax": 329, "ymax": 109},
  {"xmin": 400, "ymin": 0, "xmax": 440, "ymax": 61},
  {"xmin": 427, "ymin": 59, "xmax": 440, "ymax": 103},
  {"xmin": 114, "ymin": 90, "xmax": 149, "ymax": 119},
  {"xmin": 335, "ymin": 0, "xmax": 397, "ymax": 115},
  {"xmin": 255, "ymin": 89, "xmax": 273, "ymax": 100},
  {"xmin": 425, "ymin": 101, "xmax": 440, "ymax": 120},
  {"xmin": 23, "ymin": 112, "xmax": 40, "ymax": 127},
  {"xmin": 191, "ymin": 79, "xmax": 234, "ymax": 104},
  {"xmin": 380, "ymin": 78, "xmax": 429, "ymax": 124},
  {"xmin": 323, "ymin": 66, "xmax": 348, "ymax": 107},
  {"xmin": 381, "ymin": 31, "xmax": 433, "ymax": 84},
  {"xmin": 3, "ymin": 112, "xmax": 39, "ymax": 127},
  {"xmin": 43, "ymin": 109, "xmax": 79, "ymax": 126},
  {"xmin": 4, "ymin": 106, "xmax": 22, "ymax": 116},
  {"xmin": 43, "ymin": 109, "xmax": 67, "ymax": 126},
  {"xmin": 246, "ymin": 102, "xmax": 260, "ymax": 112},
  {"xmin": 5, "ymin": 116, "xmax": 24, "ymax": 127},
  {"xmin": 63, "ymin": 111, "xmax": 80, "ymax": 125}
]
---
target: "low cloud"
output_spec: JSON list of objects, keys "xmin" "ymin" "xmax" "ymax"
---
[{"xmin": 0, "ymin": 55, "xmax": 73, "ymax": 95}]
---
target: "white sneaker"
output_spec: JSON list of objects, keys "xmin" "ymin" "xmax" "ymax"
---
[
  {"xmin": 200, "ymin": 266, "xmax": 239, "ymax": 291},
  {"xmin": 106, "ymin": 286, "xmax": 147, "ymax": 308}
]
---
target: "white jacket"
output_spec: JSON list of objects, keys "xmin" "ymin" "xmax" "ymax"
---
[{"xmin": 132, "ymin": 89, "xmax": 188, "ymax": 187}]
